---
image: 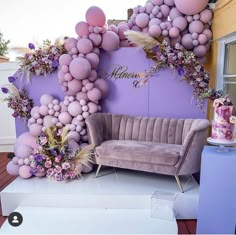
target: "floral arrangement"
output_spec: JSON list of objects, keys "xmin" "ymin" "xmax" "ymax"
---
[
  {"xmin": 29, "ymin": 126, "xmax": 94, "ymax": 181},
  {"xmin": 1, "ymin": 82, "xmax": 33, "ymax": 120},
  {"xmin": 124, "ymin": 31, "xmax": 221, "ymax": 109},
  {"xmin": 16, "ymin": 38, "xmax": 66, "ymax": 78},
  {"xmin": 213, "ymin": 96, "xmax": 236, "ymax": 124},
  {"xmin": 0, "ymin": 32, "xmax": 10, "ymax": 57}
]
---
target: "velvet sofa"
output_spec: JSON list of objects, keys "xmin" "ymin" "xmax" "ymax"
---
[{"xmin": 85, "ymin": 113, "xmax": 209, "ymax": 192}]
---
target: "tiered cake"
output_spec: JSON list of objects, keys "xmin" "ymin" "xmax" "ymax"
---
[{"xmin": 211, "ymin": 98, "xmax": 235, "ymax": 142}]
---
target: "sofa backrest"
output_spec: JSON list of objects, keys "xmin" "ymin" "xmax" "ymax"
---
[{"xmin": 93, "ymin": 113, "xmax": 207, "ymax": 145}]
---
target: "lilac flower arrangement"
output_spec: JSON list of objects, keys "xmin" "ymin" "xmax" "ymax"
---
[
  {"xmin": 1, "ymin": 83, "xmax": 33, "ymax": 120},
  {"xmin": 29, "ymin": 126, "xmax": 93, "ymax": 181},
  {"xmin": 17, "ymin": 39, "xmax": 66, "ymax": 77}
]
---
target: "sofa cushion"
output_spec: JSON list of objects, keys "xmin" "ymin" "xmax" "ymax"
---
[{"xmin": 95, "ymin": 140, "xmax": 181, "ymax": 166}]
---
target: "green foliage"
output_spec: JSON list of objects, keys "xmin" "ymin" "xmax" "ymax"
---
[{"xmin": 0, "ymin": 33, "xmax": 10, "ymax": 56}]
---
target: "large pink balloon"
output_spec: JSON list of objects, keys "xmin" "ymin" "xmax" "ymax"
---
[
  {"xmin": 149, "ymin": 25, "xmax": 162, "ymax": 37},
  {"xmin": 43, "ymin": 115, "xmax": 54, "ymax": 128},
  {"xmin": 29, "ymin": 123, "xmax": 42, "ymax": 137},
  {"xmin": 85, "ymin": 6, "xmax": 106, "ymax": 27},
  {"xmin": 6, "ymin": 161, "xmax": 20, "ymax": 176},
  {"xmin": 64, "ymin": 38, "xmax": 78, "ymax": 52},
  {"xmin": 69, "ymin": 58, "xmax": 91, "ymax": 80},
  {"xmin": 200, "ymin": 9, "xmax": 213, "ymax": 24},
  {"xmin": 135, "ymin": 13, "xmax": 150, "ymax": 29},
  {"xmin": 68, "ymin": 101, "xmax": 82, "ymax": 117},
  {"xmin": 189, "ymin": 20, "xmax": 204, "ymax": 34},
  {"xmin": 101, "ymin": 31, "xmax": 120, "ymax": 52},
  {"xmin": 85, "ymin": 53, "xmax": 99, "ymax": 69},
  {"xmin": 75, "ymin": 21, "xmax": 89, "ymax": 37},
  {"xmin": 181, "ymin": 34, "xmax": 194, "ymax": 49},
  {"xmin": 77, "ymin": 38, "xmax": 93, "ymax": 54},
  {"xmin": 173, "ymin": 16, "xmax": 187, "ymax": 31},
  {"xmin": 19, "ymin": 165, "xmax": 32, "ymax": 179},
  {"xmin": 58, "ymin": 112, "xmax": 72, "ymax": 125},
  {"xmin": 15, "ymin": 132, "xmax": 38, "ymax": 149},
  {"xmin": 174, "ymin": 0, "xmax": 208, "ymax": 15},
  {"xmin": 89, "ymin": 33, "xmax": 102, "ymax": 46},
  {"xmin": 67, "ymin": 79, "xmax": 82, "ymax": 93},
  {"xmin": 14, "ymin": 144, "xmax": 32, "ymax": 159},
  {"xmin": 87, "ymin": 88, "xmax": 102, "ymax": 102}
]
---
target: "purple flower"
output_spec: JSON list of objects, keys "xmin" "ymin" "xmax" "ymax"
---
[
  {"xmin": 34, "ymin": 154, "xmax": 43, "ymax": 162},
  {"xmin": 51, "ymin": 60, "xmax": 59, "ymax": 68},
  {"xmin": 28, "ymin": 43, "xmax": 35, "ymax": 50},
  {"xmin": 177, "ymin": 67, "xmax": 185, "ymax": 76},
  {"xmin": 1, "ymin": 87, "xmax": 8, "ymax": 94},
  {"xmin": 151, "ymin": 45, "xmax": 160, "ymax": 54},
  {"xmin": 8, "ymin": 76, "xmax": 17, "ymax": 83}
]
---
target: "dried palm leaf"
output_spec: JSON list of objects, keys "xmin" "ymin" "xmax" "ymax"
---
[
  {"xmin": 75, "ymin": 144, "xmax": 94, "ymax": 167},
  {"xmin": 124, "ymin": 31, "xmax": 160, "ymax": 50},
  {"xmin": 2, "ymin": 84, "xmax": 20, "ymax": 97},
  {"xmin": 45, "ymin": 126, "xmax": 57, "ymax": 147}
]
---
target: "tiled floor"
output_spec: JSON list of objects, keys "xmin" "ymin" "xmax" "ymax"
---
[{"xmin": 0, "ymin": 152, "xmax": 197, "ymax": 234}]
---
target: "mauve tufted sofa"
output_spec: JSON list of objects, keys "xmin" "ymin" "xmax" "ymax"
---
[{"xmin": 85, "ymin": 113, "xmax": 209, "ymax": 192}]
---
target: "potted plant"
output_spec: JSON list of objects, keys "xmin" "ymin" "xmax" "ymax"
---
[{"xmin": 0, "ymin": 33, "xmax": 10, "ymax": 63}]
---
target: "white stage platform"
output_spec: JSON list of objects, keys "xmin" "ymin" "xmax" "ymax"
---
[{"xmin": 0, "ymin": 168, "xmax": 199, "ymax": 234}]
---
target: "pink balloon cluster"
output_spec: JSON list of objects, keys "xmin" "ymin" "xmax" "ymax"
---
[{"xmin": 27, "ymin": 94, "xmax": 103, "ymax": 144}]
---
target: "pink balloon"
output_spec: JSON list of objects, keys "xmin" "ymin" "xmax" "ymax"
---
[
  {"xmin": 149, "ymin": 25, "xmax": 162, "ymax": 37},
  {"xmin": 202, "ymin": 29, "xmax": 212, "ymax": 40},
  {"xmin": 197, "ymin": 56, "xmax": 207, "ymax": 64},
  {"xmin": 189, "ymin": 20, "xmax": 204, "ymax": 34},
  {"xmin": 59, "ymin": 54, "xmax": 72, "ymax": 66},
  {"xmin": 186, "ymin": 15, "xmax": 193, "ymax": 23},
  {"xmin": 58, "ymin": 112, "xmax": 72, "ymax": 125},
  {"xmin": 174, "ymin": 0, "xmax": 208, "ymax": 15},
  {"xmin": 170, "ymin": 36, "xmax": 181, "ymax": 46},
  {"xmin": 69, "ymin": 57, "xmax": 91, "ymax": 80},
  {"xmin": 173, "ymin": 16, "xmax": 187, "ymax": 31},
  {"xmin": 131, "ymin": 25, "xmax": 141, "ymax": 32},
  {"xmin": 89, "ymin": 33, "xmax": 102, "ymax": 46},
  {"xmin": 88, "ymin": 70, "xmax": 98, "ymax": 82},
  {"xmin": 135, "ymin": 13, "xmax": 150, "ymax": 28},
  {"xmin": 87, "ymin": 88, "xmax": 102, "ymax": 102},
  {"xmin": 30, "ymin": 106, "xmax": 40, "ymax": 117},
  {"xmin": 68, "ymin": 131, "xmax": 80, "ymax": 142},
  {"xmin": 6, "ymin": 161, "xmax": 20, "ymax": 176},
  {"xmin": 85, "ymin": 6, "xmax": 106, "ymax": 27},
  {"xmin": 149, "ymin": 18, "xmax": 161, "ymax": 27},
  {"xmin": 40, "ymin": 94, "xmax": 54, "ymax": 106},
  {"xmin": 64, "ymin": 38, "xmax": 78, "ymax": 52},
  {"xmin": 77, "ymin": 38, "xmax": 93, "ymax": 54},
  {"xmin": 61, "ymin": 65, "xmax": 69, "ymax": 73},
  {"xmin": 152, "ymin": 0, "xmax": 164, "ymax": 5},
  {"xmin": 145, "ymin": 2, "xmax": 154, "ymax": 13},
  {"xmin": 169, "ymin": 27, "xmax": 180, "ymax": 38},
  {"xmin": 88, "ymin": 102, "xmax": 99, "ymax": 113},
  {"xmin": 76, "ymin": 92, "xmax": 89, "ymax": 101},
  {"xmin": 194, "ymin": 45, "xmax": 207, "ymax": 57},
  {"xmin": 68, "ymin": 101, "xmax": 82, "ymax": 117},
  {"xmin": 85, "ymin": 53, "xmax": 99, "ymax": 69},
  {"xmin": 193, "ymin": 14, "xmax": 200, "ymax": 20},
  {"xmin": 94, "ymin": 79, "xmax": 109, "ymax": 98},
  {"xmin": 15, "ymin": 132, "xmax": 38, "ymax": 149},
  {"xmin": 75, "ymin": 21, "xmax": 89, "ymax": 37},
  {"xmin": 14, "ymin": 144, "xmax": 32, "ymax": 159},
  {"xmin": 68, "ymin": 140, "xmax": 79, "ymax": 152},
  {"xmin": 101, "ymin": 31, "xmax": 120, "ymax": 52},
  {"xmin": 118, "ymin": 24, "xmax": 130, "ymax": 40},
  {"xmin": 160, "ymin": 5, "xmax": 170, "ymax": 17},
  {"xmin": 19, "ymin": 165, "xmax": 32, "ymax": 179},
  {"xmin": 39, "ymin": 105, "xmax": 49, "ymax": 116},
  {"xmin": 85, "ymin": 83, "xmax": 94, "ymax": 91},
  {"xmin": 181, "ymin": 34, "xmax": 194, "ymax": 49},
  {"xmin": 198, "ymin": 34, "xmax": 208, "ymax": 45},
  {"xmin": 64, "ymin": 73, "xmax": 73, "ymax": 81},
  {"xmin": 43, "ymin": 115, "xmax": 54, "ymax": 128},
  {"xmin": 18, "ymin": 158, "xmax": 24, "ymax": 166},
  {"xmin": 67, "ymin": 79, "xmax": 82, "ymax": 93},
  {"xmin": 200, "ymin": 9, "xmax": 213, "ymax": 23},
  {"xmin": 164, "ymin": 0, "xmax": 175, "ymax": 6},
  {"xmin": 169, "ymin": 8, "xmax": 182, "ymax": 21},
  {"xmin": 60, "ymin": 102, "xmax": 68, "ymax": 112},
  {"xmin": 29, "ymin": 123, "xmax": 42, "ymax": 137}
]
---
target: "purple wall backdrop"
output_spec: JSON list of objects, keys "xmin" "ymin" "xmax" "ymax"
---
[
  {"xmin": 98, "ymin": 48, "xmax": 207, "ymax": 119},
  {"xmin": 14, "ymin": 48, "xmax": 207, "ymax": 137}
]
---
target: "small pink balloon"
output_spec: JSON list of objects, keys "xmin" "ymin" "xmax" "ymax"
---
[
  {"xmin": 39, "ymin": 105, "xmax": 49, "ymax": 116},
  {"xmin": 43, "ymin": 115, "xmax": 54, "ymax": 128},
  {"xmin": 118, "ymin": 24, "xmax": 130, "ymax": 40},
  {"xmin": 88, "ymin": 25, "xmax": 94, "ymax": 33},
  {"xmin": 68, "ymin": 140, "xmax": 79, "ymax": 152},
  {"xmin": 85, "ymin": 82, "xmax": 94, "ymax": 91},
  {"xmin": 198, "ymin": 33, "xmax": 208, "ymax": 45},
  {"xmin": 169, "ymin": 27, "xmax": 180, "ymax": 38},
  {"xmin": 135, "ymin": 13, "xmax": 150, "ymax": 29},
  {"xmin": 59, "ymin": 54, "xmax": 72, "ymax": 66},
  {"xmin": 82, "ymin": 79, "xmax": 90, "ymax": 86},
  {"xmin": 85, "ymin": 53, "xmax": 99, "ymax": 69},
  {"xmin": 101, "ymin": 31, "xmax": 120, "ymax": 52},
  {"xmin": 69, "ymin": 57, "xmax": 91, "ymax": 80},
  {"xmin": 202, "ymin": 29, "xmax": 212, "ymax": 40},
  {"xmin": 75, "ymin": 21, "xmax": 89, "ymax": 37},
  {"xmin": 28, "ymin": 118, "xmax": 35, "ymax": 124},
  {"xmin": 149, "ymin": 18, "xmax": 161, "ymax": 27},
  {"xmin": 29, "ymin": 123, "xmax": 42, "ymax": 137},
  {"xmin": 200, "ymin": 9, "xmax": 213, "ymax": 23},
  {"xmin": 149, "ymin": 25, "xmax": 162, "ymax": 37},
  {"xmin": 164, "ymin": 0, "xmax": 175, "ymax": 6},
  {"xmin": 85, "ymin": 6, "xmax": 106, "ymax": 27},
  {"xmin": 76, "ymin": 92, "xmax": 89, "ymax": 101},
  {"xmin": 131, "ymin": 25, "xmax": 141, "ymax": 32},
  {"xmin": 145, "ymin": 2, "xmax": 154, "ymax": 13},
  {"xmin": 33, "ymin": 112, "xmax": 40, "ymax": 119},
  {"xmin": 173, "ymin": 16, "xmax": 187, "ymax": 31},
  {"xmin": 40, "ymin": 94, "xmax": 54, "ymax": 106},
  {"xmin": 58, "ymin": 112, "xmax": 72, "ymax": 125},
  {"xmin": 194, "ymin": 45, "xmax": 207, "ymax": 57},
  {"xmin": 169, "ymin": 8, "xmax": 182, "ymax": 21},
  {"xmin": 68, "ymin": 101, "xmax": 82, "ymax": 117},
  {"xmin": 14, "ymin": 144, "xmax": 32, "ymax": 159},
  {"xmin": 181, "ymin": 34, "xmax": 194, "ymax": 49},
  {"xmin": 12, "ymin": 156, "xmax": 19, "ymax": 164},
  {"xmin": 67, "ymin": 79, "xmax": 82, "ymax": 93},
  {"xmin": 152, "ymin": 0, "xmax": 164, "ymax": 5},
  {"xmin": 30, "ymin": 106, "xmax": 40, "ymax": 117},
  {"xmin": 61, "ymin": 65, "xmax": 69, "ymax": 73},
  {"xmin": 174, "ymin": 0, "xmax": 208, "ymax": 15},
  {"xmin": 52, "ymin": 117, "xmax": 58, "ymax": 124},
  {"xmin": 162, "ymin": 30, "xmax": 169, "ymax": 36},
  {"xmin": 89, "ymin": 33, "xmax": 102, "ymax": 46},
  {"xmin": 68, "ymin": 131, "xmax": 80, "ymax": 142},
  {"xmin": 77, "ymin": 38, "xmax": 93, "ymax": 54},
  {"xmin": 189, "ymin": 20, "xmax": 204, "ymax": 34},
  {"xmin": 53, "ymin": 105, "xmax": 60, "ymax": 112},
  {"xmin": 37, "ymin": 118, "xmax": 43, "ymax": 125},
  {"xmin": 60, "ymin": 102, "xmax": 68, "ymax": 112},
  {"xmin": 186, "ymin": 15, "xmax": 193, "ymax": 23},
  {"xmin": 87, "ymin": 69, "xmax": 98, "ymax": 82},
  {"xmin": 197, "ymin": 56, "xmax": 207, "ymax": 64},
  {"xmin": 109, "ymin": 25, "xmax": 118, "ymax": 34},
  {"xmin": 19, "ymin": 165, "xmax": 32, "ymax": 179},
  {"xmin": 24, "ymin": 158, "xmax": 30, "ymax": 165},
  {"xmin": 64, "ymin": 73, "xmax": 73, "ymax": 81},
  {"xmin": 191, "ymin": 32, "xmax": 199, "ymax": 39},
  {"xmin": 6, "ymin": 161, "xmax": 20, "ymax": 176},
  {"xmin": 192, "ymin": 39, "xmax": 199, "ymax": 46},
  {"xmin": 160, "ymin": 5, "xmax": 170, "ymax": 17},
  {"xmin": 88, "ymin": 102, "xmax": 99, "ymax": 113},
  {"xmin": 87, "ymin": 88, "xmax": 102, "ymax": 102},
  {"xmin": 193, "ymin": 14, "xmax": 200, "ymax": 20},
  {"xmin": 64, "ymin": 38, "xmax": 78, "ymax": 52},
  {"xmin": 18, "ymin": 158, "xmax": 24, "ymax": 166}
]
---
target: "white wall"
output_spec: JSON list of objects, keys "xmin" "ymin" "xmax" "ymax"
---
[{"xmin": 0, "ymin": 62, "xmax": 19, "ymax": 152}]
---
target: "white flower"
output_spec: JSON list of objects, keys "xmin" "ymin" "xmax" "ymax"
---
[{"xmin": 229, "ymin": 115, "xmax": 236, "ymax": 124}]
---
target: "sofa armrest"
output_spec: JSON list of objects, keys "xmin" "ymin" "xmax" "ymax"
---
[
  {"xmin": 85, "ymin": 114, "xmax": 105, "ymax": 147},
  {"xmin": 177, "ymin": 119, "xmax": 209, "ymax": 175}
]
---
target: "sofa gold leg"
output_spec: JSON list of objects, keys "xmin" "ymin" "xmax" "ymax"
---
[
  {"xmin": 175, "ymin": 175, "xmax": 184, "ymax": 193},
  {"xmin": 95, "ymin": 164, "xmax": 102, "ymax": 178}
]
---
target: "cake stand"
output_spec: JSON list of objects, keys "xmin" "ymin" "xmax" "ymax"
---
[{"xmin": 207, "ymin": 137, "xmax": 236, "ymax": 152}]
